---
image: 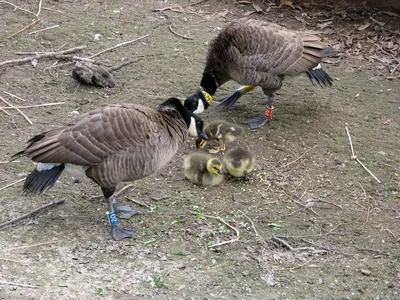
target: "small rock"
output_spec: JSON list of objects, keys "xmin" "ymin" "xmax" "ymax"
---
[
  {"xmin": 361, "ymin": 269, "xmax": 371, "ymax": 276},
  {"xmin": 242, "ymin": 270, "xmax": 250, "ymax": 276}
]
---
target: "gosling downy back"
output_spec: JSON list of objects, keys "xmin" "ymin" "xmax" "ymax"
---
[
  {"xmin": 183, "ymin": 152, "xmax": 224, "ymax": 186},
  {"xmin": 223, "ymin": 146, "xmax": 256, "ymax": 178},
  {"xmin": 196, "ymin": 120, "xmax": 245, "ymax": 149}
]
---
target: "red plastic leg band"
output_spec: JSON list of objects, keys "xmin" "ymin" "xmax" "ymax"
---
[{"xmin": 264, "ymin": 106, "xmax": 274, "ymax": 119}]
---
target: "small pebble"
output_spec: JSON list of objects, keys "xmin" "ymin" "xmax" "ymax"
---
[{"xmin": 361, "ymin": 269, "xmax": 371, "ymax": 276}]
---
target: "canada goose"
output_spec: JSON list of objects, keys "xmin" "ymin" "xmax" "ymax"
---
[
  {"xmin": 184, "ymin": 19, "xmax": 334, "ymax": 129},
  {"xmin": 183, "ymin": 152, "xmax": 224, "ymax": 186},
  {"xmin": 195, "ymin": 120, "xmax": 245, "ymax": 153},
  {"xmin": 222, "ymin": 146, "xmax": 256, "ymax": 179},
  {"xmin": 11, "ymin": 98, "xmax": 207, "ymax": 240}
]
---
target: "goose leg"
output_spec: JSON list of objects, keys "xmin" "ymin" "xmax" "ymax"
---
[
  {"xmin": 245, "ymin": 94, "xmax": 275, "ymax": 129},
  {"xmin": 216, "ymin": 85, "xmax": 256, "ymax": 108},
  {"xmin": 106, "ymin": 195, "xmax": 133, "ymax": 240}
]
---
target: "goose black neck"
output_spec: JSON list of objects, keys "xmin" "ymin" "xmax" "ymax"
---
[
  {"xmin": 158, "ymin": 97, "xmax": 191, "ymax": 128},
  {"xmin": 200, "ymin": 71, "xmax": 219, "ymax": 96}
]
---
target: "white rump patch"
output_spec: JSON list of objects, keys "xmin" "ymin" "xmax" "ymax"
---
[
  {"xmin": 64, "ymin": 164, "xmax": 87, "ymax": 177},
  {"xmin": 188, "ymin": 117, "xmax": 197, "ymax": 137},
  {"xmin": 193, "ymin": 100, "xmax": 205, "ymax": 114},
  {"xmin": 312, "ymin": 63, "xmax": 322, "ymax": 70},
  {"xmin": 36, "ymin": 162, "xmax": 62, "ymax": 172}
]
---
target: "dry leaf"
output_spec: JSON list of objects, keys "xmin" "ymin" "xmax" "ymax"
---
[
  {"xmin": 354, "ymin": 93, "xmax": 360, "ymax": 98},
  {"xmin": 357, "ymin": 23, "xmax": 371, "ymax": 31},
  {"xmin": 370, "ymin": 17, "xmax": 385, "ymax": 26}
]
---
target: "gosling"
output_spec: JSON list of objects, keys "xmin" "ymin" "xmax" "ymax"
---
[
  {"xmin": 184, "ymin": 152, "xmax": 224, "ymax": 186},
  {"xmin": 222, "ymin": 146, "xmax": 255, "ymax": 179},
  {"xmin": 195, "ymin": 120, "xmax": 244, "ymax": 153}
]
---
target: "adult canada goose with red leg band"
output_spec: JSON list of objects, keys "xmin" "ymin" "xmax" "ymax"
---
[
  {"xmin": 184, "ymin": 19, "xmax": 335, "ymax": 129},
  {"xmin": 11, "ymin": 98, "xmax": 207, "ymax": 240}
]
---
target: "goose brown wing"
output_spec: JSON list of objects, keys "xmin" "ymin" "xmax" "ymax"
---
[
  {"xmin": 17, "ymin": 104, "xmax": 179, "ymax": 166},
  {"xmin": 221, "ymin": 20, "xmax": 328, "ymax": 78}
]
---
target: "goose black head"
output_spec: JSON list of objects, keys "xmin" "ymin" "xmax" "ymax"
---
[
  {"xmin": 184, "ymin": 89, "xmax": 210, "ymax": 114},
  {"xmin": 158, "ymin": 98, "xmax": 208, "ymax": 140}
]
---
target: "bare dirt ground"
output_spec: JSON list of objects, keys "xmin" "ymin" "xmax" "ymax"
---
[{"xmin": 1, "ymin": 0, "xmax": 399, "ymax": 299}]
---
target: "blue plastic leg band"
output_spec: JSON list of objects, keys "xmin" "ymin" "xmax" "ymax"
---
[{"xmin": 106, "ymin": 211, "xmax": 118, "ymax": 226}]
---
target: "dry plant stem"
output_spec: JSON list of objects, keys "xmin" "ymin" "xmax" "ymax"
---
[
  {"xmin": 189, "ymin": 211, "xmax": 240, "ymax": 248},
  {"xmin": 29, "ymin": 24, "xmax": 59, "ymax": 35},
  {"xmin": 125, "ymin": 196, "xmax": 150, "ymax": 209},
  {"xmin": 0, "ymin": 95, "xmax": 32, "ymax": 125},
  {"xmin": 354, "ymin": 246, "xmax": 390, "ymax": 256},
  {"xmin": 3, "ymin": 241, "xmax": 57, "ymax": 252},
  {"xmin": 0, "ymin": 280, "xmax": 39, "ymax": 288},
  {"xmin": 0, "ymin": 178, "xmax": 24, "ymax": 191},
  {"xmin": 0, "ymin": 200, "xmax": 65, "ymax": 229},
  {"xmin": 3, "ymin": 91, "xmax": 26, "ymax": 101},
  {"xmin": 0, "ymin": 107, "xmax": 10, "ymax": 116},
  {"xmin": 9, "ymin": 18, "xmax": 40, "ymax": 38},
  {"xmin": 242, "ymin": 212, "xmax": 267, "ymax": 246},
  {"xmin": 306, "ymin": 199, "xmax": 343, "ymax": 210},
  {"xmin": 0, "ymin": 257, "xmax": 28, "ymax": 264},
  {"xmin": 88, "ymin": 34, "xmax": 151, "ymax": 59},
  {"xmin": 272, "ymin": 236, "xmax": 316, "ymax": 251},
  {"xmin": 115, "ymin": 184, "xmax": 134, "ymax": 197},
  {"xmin": 0, "ymin": 45, "xmax": 87, "ymax": 67},
  {"xmin": 275, "ymin": 257, "xmax": 314, "ymax": 271},
  {"xmin": 0, "ymin": 1, "xmax": 37, "ymax": 16},
  {"xmin": 0, "ymin": 102, "xmax": 65, "ymax": 109},
  {"xmin": 280, "ymin": 145, "xmax": 317, "ymax": 169},
  {"xmin": 345, "ymin": 126, "xmax": 381, "ymax": 183},
  {"xmin": 168, "ymin": 25, "xmax": 194, "ymax": 40},
  {"xmin": 36, "ymin": 0, "xmax": 42, "ymax": 17}
]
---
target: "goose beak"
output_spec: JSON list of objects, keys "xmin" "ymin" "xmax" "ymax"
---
[
  {"xmin": 197, "ymin": 131, "xmax": 208, "ymax": 141},
  {"xmin": 217, "ymin": 169, "xmax": 223, "ymax": 175}
]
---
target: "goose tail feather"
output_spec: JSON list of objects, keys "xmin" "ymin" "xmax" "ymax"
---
[{"xmin": 23, "ymin": 164, "xmax": 65, "ymax": 195}]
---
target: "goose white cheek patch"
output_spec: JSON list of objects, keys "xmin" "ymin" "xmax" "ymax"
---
[
  {"xmin": 188, "ymin": 117, "xmax": 198, "ymax": 137},
  {"xmin": 193, "ymin": 100, "xmax": 205, "ymax": 114}
]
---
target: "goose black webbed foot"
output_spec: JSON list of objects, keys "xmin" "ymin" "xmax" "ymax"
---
[
  {"xmin": 111, "ymin": 225, "xmax": 133, "ymax": 240},
  {"xmin": 115, "ymin": 205, "xmax": 138, "ymax": 219},
  {"xmin": 245, "ymin": 116, "xmax": 269, "ymax": 129}
]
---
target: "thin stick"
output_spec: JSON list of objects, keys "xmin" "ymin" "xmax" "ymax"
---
[
  {"xmin": 275, "ymin": 257, "xmax": 314, "ymax": 271},
  {"xmin": 0, "ymin": 280, "xmax": 39, "ymax": 288},
  {"xmin": 0, "ymin": 102, "xmax": 64, "ymax": 109},
  {"xmin": 9, "ymin": 18, "xmax": 40, "ymax": 39},
  {"xmin": 125, "ymin": 196, "xmax": 150, "ymax": 209},
  {"xmin": 242, "ymin": 212, "xmax": 267, "ymax": 245},
  {"xmin": 88, "ymin": 34, "xmax": 150, "ymax": 59},
  {"xmin": 0, "ymin": 257, "xmax": 28, "ymax": 264},
  {"xmin": 2, "ymin": 241, "xmax": 57, "ymax": 252},
  {"xmin": 0, "ymin": 200, "xmax": 65, "ymax": 229},
  {"xmin": 0, "ymin": 107, "xmax": 10, "ymax": 116},
  {"xmin": 36, "ymin": 0, "xmax": 42, "ymax": 17},
  {"xmin": 189, "ymin": 211, "xmax": 240, "ymax": 248},
  {"xmin": 168, "ymin": 25, "xmax": 193, "ymax": 40},
  {"xmin": 345, "ymin": 126, "xmax": 381, "ymax": 183},
  {"xmin": 0, "ymin": 45, "xmax": 87, "ymax": 67},
  {"xmin": 354, "ymin": 246, "xmax": 389, "ymax": 256},
  {"xmin": 272, "ymin": 236, "xmax": 316, "ymax": 251},
  {"xmin": 42, "ymin": 7, "xmax": 65, "ymax": 14},
  {"xmin": 3, "ymin": 91, "xmax": 26, "ymax": 101},
  {"xmin": 28, "ymin": 24, "xmax": 59, "ymax": 35},
  {"xmin": 0, "ymin": 178, "xmax": 24, "ymax": 191},
  {"xmin": 0, "ymin": 1, "xmax": 37, "ymax": 16},
  {"xmin": 0, "ymin": 95, "xmax": 32, "ymax": 125},
  {"xmin": 185, "ymin": 56, "xmax": 192, "ymax": 66},
  {"xmin": 279, "ymin": 145, "xmax": 317, "ymax": 169},
  {"xmin": 304, "ymin": 199, "xmax": 343, "ymax": 210},
  {"xmin": 115, "ymin": 184, "xmax": 134, "ymax": 197}
]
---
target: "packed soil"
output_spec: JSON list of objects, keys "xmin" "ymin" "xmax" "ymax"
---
[{"xmin": 0, "ymin": 1, "xmax": 399, "ymax": 299}]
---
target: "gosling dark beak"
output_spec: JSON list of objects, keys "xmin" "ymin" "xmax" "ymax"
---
[
  {"xmin": 198, "ymin": 132, "xmax": 208, "ymax": 141},
  {"xmin": 217, "ymin": 169, "xmax": 223, "ymax": 175}
]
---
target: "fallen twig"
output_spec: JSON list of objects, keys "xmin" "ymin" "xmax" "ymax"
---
[
  {"xmin": 354, "ymin": 246, "xmax": 390, "ymax": 256},
  {"xmin": 0, "ymin": 95, "xmax": 32, "ymax": 125},
  {"xmin": 115, "ymin": 184, "xmax": 134, "ymax": 197},
  {"xmin": 0, "ymin": 257, "xmax": 28, "ymax": 264},
  {"xmin": 88, "ymin": 34, "xmax": 150, "ymax": 59},
  {"xmin": 36, "ymin": 0, "xmax": 42, "ymax": 17},
  {"xmin": 9, "ymin": 18, "xmax": 40, "ymax": 39},
  {"xmin": 279, "ymin": 145, "xmax": 317, "ymax": 169},
  {"xmin": 272, "ymin": 236, "xmax": 316, "ymax": 252},
  {"xmin": 0, "ymin": 280, "xmax": 39, "ymax": 288},
  {"xmin": 0, "ymin": 178, "xmax": 25, "ymax": 191},
  {"xmin": 345, "ymin": 126, "xmax": 381, "ymax": 183},
  {"xmin": 0, "ymin": 102, "xmax": 65, "ymax": 110},
  {"xmin": 28, "ymin": 24, "xmax": 59, "ymax": 35},
  {"xmin": 3, "ymin": 91, "xmax": 26, "ymax": 101},
  {"xmin": 0, "ymin": 45, "xmax": 87, "ymax": 67},
  {"xmin": 0, "ymin": 107, "xmax": 10, "ymax": 116},
  {"xmin": 0, "ymin": 1, "xmax": 37, "ymax": 16},
  {"xmin": 125, "ymin": 196, "xmax": 150, "ymax": 209},
  {"xmin": 0, "ymin": 200, "xmax": 65, "ymax": 229},
  {"xmin": 242, "ymin": 212, "xmax": 267, "ymax": 246},
  {"xmin": 168, "ymin": 25, "xmax": 193, "ymax": 40},
  {"xmin": 2, "ymin": 241, "xmax": 57, "ymax": 252},
  {"xmin": 189, "ymin": 211, "xmax": 240, "ymax": 248}
]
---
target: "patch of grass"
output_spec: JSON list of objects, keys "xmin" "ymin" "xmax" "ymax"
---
[
  {"xmin": 176, "ymin": 250, "xmax": 188, "ymax": 256},
  {"xmin": 150, "ymin": 277, "xmax": 164, "ymax": 289},
  {"xmin": 97, "ymin": 287, "xmax": 106, "ymax": 296}
]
